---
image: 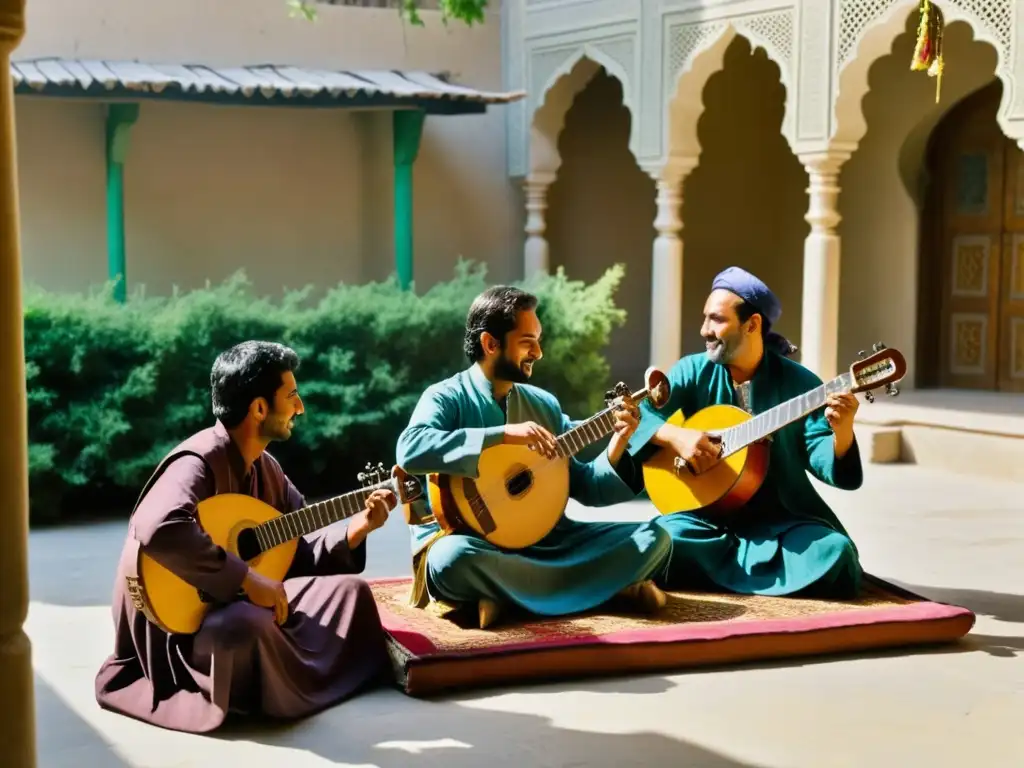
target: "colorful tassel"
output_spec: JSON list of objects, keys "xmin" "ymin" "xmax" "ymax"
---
[{"xmin": 911, "ymin": 0, "xmax": 945, "ymax": 103}]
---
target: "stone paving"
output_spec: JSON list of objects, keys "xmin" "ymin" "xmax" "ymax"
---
[{"xmin": 26, "ymin": 463, "xmax": 1024, "ymax": 767}]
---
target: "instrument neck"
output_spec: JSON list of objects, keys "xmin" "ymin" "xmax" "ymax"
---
[
  {"xmin": 555, "ymin": 384, "xmax": 652, "ymax": 458},
  {"xmin": 252, "ymin": 478, "xmax": 393, "ymax": 551},
  {"xmin": 721, "ymin": 372, "xmax": 854, "ymax": 453}
]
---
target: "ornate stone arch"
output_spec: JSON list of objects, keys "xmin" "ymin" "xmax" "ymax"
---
[
  {"xmin": 527, "ymin": 39, "xmax": 639, "ymax": 176},
  {"xmin": 662, "ymin": 8, "xmax": 797, "ymax": 171},
  {"xmin": 832, "ymin": 0, "xmax": 1015, "ymax": 146}
]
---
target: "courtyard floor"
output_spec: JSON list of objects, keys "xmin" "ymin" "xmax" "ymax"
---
[{"xmin": 27, "ymin": 462, "xmax": 1024, "ymax": 767}]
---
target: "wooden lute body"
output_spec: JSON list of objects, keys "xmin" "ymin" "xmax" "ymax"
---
[
  {"xmin": 420, "ymin": 367, "xmax": 670, "ymax": 550},
  {"xmin": 642, "ymin": 344, "xmax": 907, "ymax": 517},
  {"xmin": 124, "ymin": 463, "xmax": 422, "ymax": 635}
]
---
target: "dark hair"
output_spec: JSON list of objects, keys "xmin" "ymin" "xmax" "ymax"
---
[
  {"xmin": 735, "ymin": 300, "xmax": 764, "ymax": 332},
  {"xmin": 463, "ymin": 286, "xmax": 538, "ymax": 362},
  {"xmin": 735, "ymin": 301, "xmax": 797, "ymax": 357},
  {"xmin": 210, "ymin": 341, "xmax": 300, "ymax": 428}
]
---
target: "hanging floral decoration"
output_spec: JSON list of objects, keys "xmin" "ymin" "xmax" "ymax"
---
[{"xmin": 911, "ymin": 0, "xmax": 946, "ymax": 103}]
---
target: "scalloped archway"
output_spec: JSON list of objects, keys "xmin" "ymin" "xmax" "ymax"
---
[
  {"xmin": 529, "ymin": 48, "xmax": 638, "ymax": 178},
  {"xmin": 523, "ymin": 50, "xmax": 639, "ymax": 277},
  {"xmin": 663, "ymin": 19, "xmax": 795, "ymax": 168},
  {"xmin": 832, "ymin": 8, "xmax": 1004, "ymax": 388},
  {"xmin": 832, "ymin": 0, "xmax": 1015, "ymax": 149}
]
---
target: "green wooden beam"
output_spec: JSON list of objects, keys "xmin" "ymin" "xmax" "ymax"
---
[
  {"xmin": 105, "ymin": 103, "xmax": 139, "ymax": 303},
  {"xmin": 392, "ymin": 109, "xmax": 425, "ymax": 291}
]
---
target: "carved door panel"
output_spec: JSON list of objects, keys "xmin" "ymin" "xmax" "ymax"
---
[
  {"xmin": 935, "ymin": 88, "xmax": 1004, "ymax": 390},
  {"xmin": 998, "ymin": 144, "xmax": 1024, "ymax": 392}
]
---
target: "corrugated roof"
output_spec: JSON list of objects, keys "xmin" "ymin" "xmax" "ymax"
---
[{"xmin": 10, "ymin": 57, "xmax": 525, "ymax": 112}]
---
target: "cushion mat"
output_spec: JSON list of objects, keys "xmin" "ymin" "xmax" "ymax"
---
[{"xmin": 369, "ymin": 575, "xmax": 975, "ymax": 696}]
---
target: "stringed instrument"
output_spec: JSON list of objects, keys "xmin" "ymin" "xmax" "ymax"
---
[
  {"xmin": 642, "ymin": 343, "xmax": 907, "ymax": 516},
  {"xmin": 124, "ymin": 462, "xmax": 423, "ymax": 635},
  {"xmin": 420, "ymin": 367, "xmax": 670, "ymax": 550}
]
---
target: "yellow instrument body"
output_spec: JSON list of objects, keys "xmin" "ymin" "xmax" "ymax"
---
[
  {"xmin": 641, "ymin": 344, "xmax": 910, "ymax": 516},
  {"xmin": 641, "ymin": 404, "xmax": 768, "ymax": 515},
  {"xmin": 421, "ymin": 367, "xmax": 672, "ymax": 550},
  {"xmin": 127, "ymin": 494, "xmax": 298, "ymax": 636},
  {"xmin": 428, "ymin": 443, "xmax": 570, "ymax": 550}
]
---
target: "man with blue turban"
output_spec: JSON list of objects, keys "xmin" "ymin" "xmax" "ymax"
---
[{"xmin": 627, "ymin": 267, "xmax": 864, "ymax": 598}]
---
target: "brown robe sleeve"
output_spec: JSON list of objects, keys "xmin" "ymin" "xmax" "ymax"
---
[
  {"xmin": 133, "ymin": 455, "xmax": 249, "ymax": 603},
  {"xmin": 281, "ymin": 475, "xmax": 368, "ymax": 578}
]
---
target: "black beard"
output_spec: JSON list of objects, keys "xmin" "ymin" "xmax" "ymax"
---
[{"xmin": 493, "ymin": 354, "xmax": 531, "ymax": 383}]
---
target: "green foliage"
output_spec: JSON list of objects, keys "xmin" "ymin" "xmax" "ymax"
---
[
  {"xmin": 24, "ymin": 262, "xmax": 626, "ymax": 525},
  {"xmin": 288, "ymin": 0, "xmax": 489, "ymax": 27}
]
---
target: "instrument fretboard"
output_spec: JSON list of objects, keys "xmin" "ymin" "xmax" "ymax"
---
[
  {"xmin": 249, "ymin": 479, "xmax": 392, "ymax": 553},
  {"xmin": 556, "ymin": 408, "xmax": 619, "ymax": 458},
  {"xmin": 719, "ymin": 372, "xmax": 854, "ymax": 454}
]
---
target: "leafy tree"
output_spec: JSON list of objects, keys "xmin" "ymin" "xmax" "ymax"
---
[{"xmin": 288, "ymin": 0, "xmax": 489, "ymax": 26}]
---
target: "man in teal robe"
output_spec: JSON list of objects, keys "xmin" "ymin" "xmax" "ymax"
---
[
  {"xmin": 628, "ymin": 267, "xmax": 864, "ymax": 599},
  {"xmin": 396, "ymin": 286, "xmax": 672, "ymax": 628}
]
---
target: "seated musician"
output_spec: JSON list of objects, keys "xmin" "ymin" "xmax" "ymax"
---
[
  {"xmin": 395, "ymin": 286, "xmax": 672, "ymax": 629},
  {"xmin": 95, "ymin": 341, "xmax": 396, "ymax": 733},
  {"xmin": 628, "ymin": 267, "xmax": 864, "ymax": 599}
]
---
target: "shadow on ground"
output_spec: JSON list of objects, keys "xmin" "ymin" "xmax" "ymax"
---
[
  {"xmin": 217, "ymin": 688, "xmax": 764, "ymax": 768},
  {"xmin": 889, "ymin": 581, "xmax": 1024, "ymax": 624},
  {"xmin": 34, "ymin": 673, "xmax": 132, "ymax": 768}
]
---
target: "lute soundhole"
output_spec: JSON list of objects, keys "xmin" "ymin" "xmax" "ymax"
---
[
  {"xmin": 505, "ymin": 465, "xmax": 533, "ymax": 499},
  {"xmin": 235, "ymin": 527, "xmax": 261, "ymax": 562},
  {"xmin": 197, "ymin": 525, "xmax": 261, "ymax": 606}
]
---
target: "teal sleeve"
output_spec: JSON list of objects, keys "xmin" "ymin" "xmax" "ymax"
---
[
  {"xmin": 559, "ymin": 411, "xmax": 640, "ymax": 507},
  {"xmin": 395, "ymin": 388, "xmax": 505, "ymax": 478},
  {"xmin": 803, "ymin": 404, "xmax": 864, "ymax": 490},
  {"xmin": 627, "ymin": 356, "xmax": 695, "ymax": 460}
]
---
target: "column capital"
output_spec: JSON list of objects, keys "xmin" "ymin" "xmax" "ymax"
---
[
  {"xmin": 0, "ymin": 0, "xmax": 25, "ymax": 49},
  {"xmin": 524, "ymin": 171, "xmax": 556, "ymax": 189},
  {"xmin": 797, "ymin": 145, "xmax": 855, "ymax": 177}
]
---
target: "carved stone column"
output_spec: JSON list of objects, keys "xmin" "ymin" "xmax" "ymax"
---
[
  {"xmin": 799, "ymin": 150, "xmax": 850, "ymax": 382},
  {"xmin": 0, "ymin": 2, "xmax": 37, "ymax": 767},
  {"xmin": 523, "ymin": 171, "xmax": 555, "ymax": 277},
  {"xmin": 648, "ymin": 158, "xmax": 698, "ymax": 372}
]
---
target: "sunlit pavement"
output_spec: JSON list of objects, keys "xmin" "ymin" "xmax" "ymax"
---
[{"xmin": 27, "ymin": 462, "xmax": 1024, "ymax": 767}]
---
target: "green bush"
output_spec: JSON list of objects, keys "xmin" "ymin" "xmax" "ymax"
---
[{"xmin": 24, "ymin": 261, "xmax": 627, "ymax": 525}]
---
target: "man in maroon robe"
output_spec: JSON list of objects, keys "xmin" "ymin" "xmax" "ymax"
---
[{"xmin": 95, "ymin": 340, "xmax": 396, "ymax": 733}]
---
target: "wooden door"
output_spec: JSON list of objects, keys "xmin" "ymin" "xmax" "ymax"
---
[
  {"xmin": 998, "ymin": 144, "xmax": 1024, "ymax": 392},
  {"xmin": 933, "ymin": 84, "xmax": 1005, "ymax": 390}
]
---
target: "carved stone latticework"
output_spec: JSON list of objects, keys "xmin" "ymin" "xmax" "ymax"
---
[
  {"xmin": 664, "ymin": 7, "xmax": 796, "ymax": 145},
  {"xmin": 836, "ymin": 0, "xmax": 1013, "ymax": 77},
  {"xmin": 665, "ymin": 20, "xmax": 729, "ymax": 97},
  {"xmin": 665, "ymin": 9, "xmax": 795, "ymax": 97},
  {"xmin": 528, "ymin": 46, "xmax": 585, "ymax": 116}
]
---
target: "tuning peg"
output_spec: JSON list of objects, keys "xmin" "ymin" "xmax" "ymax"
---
[
  {"xmin": 886, "ymin": 383, "xmax": 899, "ymax": 397},
  {"xmin": 872, "ymin": 342, "xmax": 887, "ymax": 352},
  {"xmin": 856, "ymin": 349, "xmax": 866, "ymax": 360},
  {"xmin": 864, "ymin": 391, "xmax": 875, "ymax": 403},
  {"xmin": 356, "ymin": 471, "xmax": 367, "ymax": 484}
]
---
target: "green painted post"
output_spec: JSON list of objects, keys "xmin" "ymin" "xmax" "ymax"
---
[
  {"xmin": 392, "ymin": 109, "xmax": 425, "ymax": 291},
  {"xmin": 105, "ymin": 103, "xmax": 140, "ymax": 303}
]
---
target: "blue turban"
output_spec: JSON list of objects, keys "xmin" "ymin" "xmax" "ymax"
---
[{"xmin": 711, "ymin": 266, "xmax": 797, "ymax": 357}]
